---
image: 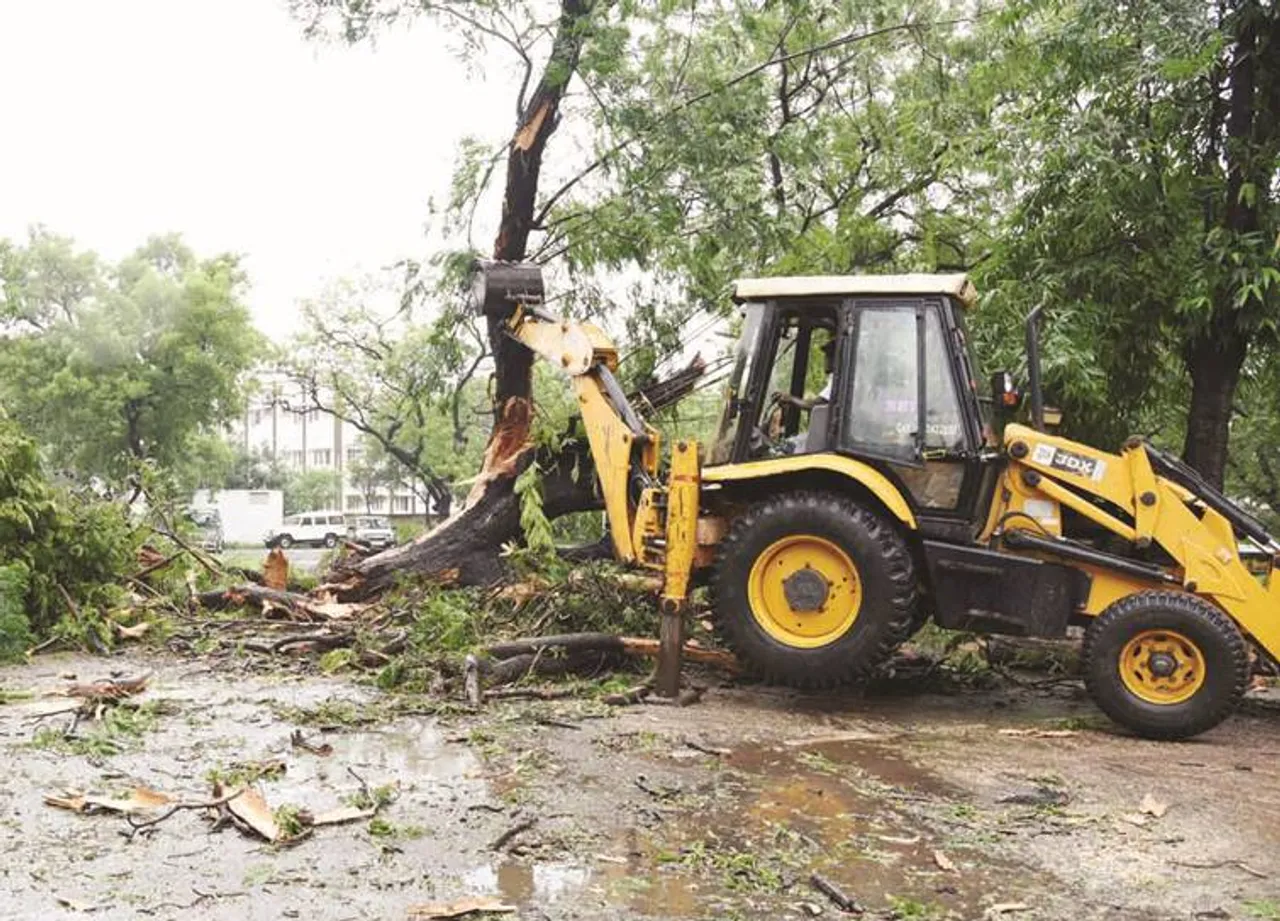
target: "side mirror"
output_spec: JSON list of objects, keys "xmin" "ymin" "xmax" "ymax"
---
[{"xmin": 991, "ymin": 371, "xmax": 1021, "ymax": 408}]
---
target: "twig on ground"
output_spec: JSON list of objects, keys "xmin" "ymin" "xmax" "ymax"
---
[
  {"xmin": 1169, "ymin": 859, "xmax": 1268, "ymax": 879},
  {"xmin": 603, "ymin": 684, "xmax": 651, "ymax": 706},
  {"xmin": 489, "ymin": 818, "xmax": 537, "ymax": 851},
  {"xmin": 534, "ymin": 717, "xmax": 580, "ymax": 730},
  {"xmin": 290, "ymin": 729, "xmax": 334, "ymax": 756},
  {"xmin": 484, "ymin": 686, "xmax": 577, "ymax": 701},
  {"xmin": 122, "ymin": 789, "xmax": 244, "ymax": 842},
  {"xmin": 810, "ymin": 871, "xmax": 863, "ymax": 913}
]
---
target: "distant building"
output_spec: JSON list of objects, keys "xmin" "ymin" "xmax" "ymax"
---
[{"xmin": 226, "ymin": 369, "xmax": 446, "ymax": 521}]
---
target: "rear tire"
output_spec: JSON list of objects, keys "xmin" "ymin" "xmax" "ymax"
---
[
  {"xmin": 1082, "ymin": 591, "xmax": 1248, "ymax": 740},
  {"xmin": 711, "ymin": 492, "xmax": 918, "ymax": 688},
  {"xmin": 323, "ymin": 533, "xmax": 338, "ymax": 549}
]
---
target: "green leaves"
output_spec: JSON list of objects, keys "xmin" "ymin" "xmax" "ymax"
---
[{"xmin": 0, "ymin": 230, "xmax": 263, "ymax": 491}]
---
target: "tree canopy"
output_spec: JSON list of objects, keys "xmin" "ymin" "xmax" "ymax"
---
[{"xmin": 0, "ymin": 228, "xmax": 264, "ymax": 494}]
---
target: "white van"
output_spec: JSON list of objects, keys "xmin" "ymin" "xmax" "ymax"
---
[{"xmin": 264, "ymin": 511, "xmax": 347, "ymax": 549}]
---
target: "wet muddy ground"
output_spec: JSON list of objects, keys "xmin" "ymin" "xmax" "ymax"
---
[{"xmin": 2, "ymin": 653, "xmax": 1279, "ymax": 920}]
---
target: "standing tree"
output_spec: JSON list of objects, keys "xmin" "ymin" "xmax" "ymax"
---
[
  {"xmin": 974, "ymin": 0, "xmax": 1280, "ymax": 487},
  {"xmin": 0, "ymin": 229, "xmax": 263, "ymax": 494}
]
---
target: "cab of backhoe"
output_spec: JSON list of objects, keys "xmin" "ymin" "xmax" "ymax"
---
[{"xmin": 707, "ymin": 274, "xmax": 995, "ymax": 538}]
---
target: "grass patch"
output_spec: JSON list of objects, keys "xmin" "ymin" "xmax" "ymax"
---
[
  {"xmin": 888, "ymin": 895, "xmax": 944, "ymax": 920},
  {"xmin": 205, "ymin": 758, "xmax": 286, "ymax": 788},
  {"xmin": 1245, "ymin": 900, "xmax": 1280, "ymax": 921},
  {"xmin": 368, "ymin": 816, "xmax": 424, "ymax": 839},
  {"xmin": 670, "ymin": 840, "xmax": 786, "ymax": 894},
  {"xmin": 30, "ymin": 701, "xmax": 165, "ymax": 757}
]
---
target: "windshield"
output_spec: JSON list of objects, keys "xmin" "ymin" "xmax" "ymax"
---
[
  {"xmin": 708, "ymin": 303, "xmax": 766, "ymax": 465},
  {"xmin": 359, "ymin": 518, "xmax": 389, "ymax": 529}
]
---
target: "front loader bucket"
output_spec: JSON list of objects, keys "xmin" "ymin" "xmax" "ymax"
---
[{"xmin": 470, "ymin": 259, "xmax": 545, "ymax": 322}]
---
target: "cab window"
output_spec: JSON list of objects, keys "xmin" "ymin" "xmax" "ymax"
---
[
  {"xmin": 845, "ymin": 307, "xmax": 918, "ymax": 460},
  {"xmin": 756, "ymin": 310, "xmax": 838, "ymax": 456},
  {"xmin": 923, "ymin": 309, "xmax": 964, "ymax": 451},
  {"xmin": 300, "ymin": 516, "xmax": 313, "ymax": 527}
]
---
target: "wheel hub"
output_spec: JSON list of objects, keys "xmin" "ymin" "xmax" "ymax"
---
[
  {"xmin": 1147, "ymin": 651, "xmax": 1177, "ymax": 678},
  {"xmin": 782, "ymin": 568, "xmax": 830, "ymax": 612},
  {"xmin": 1118, "ymin": 629, "xmax": 1206, "ymax": 705},
  {"xmin": 746, "ymin": 534, "xmax": 863, "ymax": 649}
]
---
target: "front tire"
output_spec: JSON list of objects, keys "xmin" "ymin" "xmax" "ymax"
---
[
  {"xmin": 277, "ymin": 534, "xmax": 294, "ymax": 550},
  {"xmin": 323, "ymin": 533, "xmax": 338, "ymax": 549},
  {"xmin": 1083, "ymin": 591, "xmax": 1248, "ymax": 740},
  {"xmin": 712, "ymin": 492, "xmax": 918, "ymax": 688}
]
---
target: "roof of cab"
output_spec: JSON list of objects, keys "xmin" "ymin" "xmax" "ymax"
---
[{"xmin": 731, "ymin": 273, "xmax": 977, "ymax": 308}]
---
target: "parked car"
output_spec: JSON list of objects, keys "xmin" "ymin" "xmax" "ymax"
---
[
  {"xmin": 264, "ymin": 511, "xmax": 347, "ymax": 549},
  {"xmin": 187, "ymin": 507, "xmax": 224, "ymax": 553},
  {"xmin": 348, "ymin": 516, "xmax": 395, "ymax": 550}
]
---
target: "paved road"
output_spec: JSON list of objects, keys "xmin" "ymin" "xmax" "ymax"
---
[{"xmin": 223, "ymin": 545, "xmax": 329, "ymax": 573}]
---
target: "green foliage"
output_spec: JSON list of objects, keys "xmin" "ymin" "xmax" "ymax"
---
[
  {"xmin": 0, "ymin": 416, "xmax": 136, "ymax": 656},
  {"xmin": 30, "ymin": 701, "xmax": 163, "ymax": 757},
  {"xmin": 0, "ymin": 563, "xmax": 32, "ymax": 661},
  {"xmin": 284, "ymin": 468, "xmax": 343, "ymax": 515},
  {"xmin": 0, "ymin": 229, "xmax": 263, "ymax": 490},
  {"xmin": 289, "ymin": 272, "xmax": 489, "ymax": 516},
  {"xmin": 514, "ymin": 464, "xmax": 556, "ymax": 555}
]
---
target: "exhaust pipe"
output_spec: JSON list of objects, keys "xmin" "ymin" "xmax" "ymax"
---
[
  {"xmin": 470, "ymin": 259, "xmax": 545, "ymax": 321},
  {"xmin": 1025, "ymin": 304, "xmax": 1045, "ymax": 432}
]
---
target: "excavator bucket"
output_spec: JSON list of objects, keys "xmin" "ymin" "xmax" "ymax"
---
[{"xmin": 470, "ymin": 260, "xmax": 545, "ymax": 321}]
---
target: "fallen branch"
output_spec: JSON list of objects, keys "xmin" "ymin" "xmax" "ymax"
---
[
  {"xmin": 122, "ymin": 788, "xmax": 244, "ymax": 842},
  {"xmin": 484, "ymin": 686, "xmax": 577, "ymax": 701},
  {"xmin": 464, "ymin": 654, "xmax": 483, "ymax": 707},
  {"xmin": 489, "ymin": 818, "xmax": 537, "ymax": 851},
  {"xmin": 810, "ymin": 871, "xmax": 863, "ymax": 914},
  {"xmin": 603, "ymin": 684, "xmax": 651, "ymax": 706},
  {"xmin": 483, "ymin": 648, "xmax": 620, "ymax": 686},
  {"xmin": 1169, "ymin": 858, "xmax": 1268, "ymax": 879}
]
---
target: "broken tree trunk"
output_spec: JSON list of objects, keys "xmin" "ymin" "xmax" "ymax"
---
[{"xmin": 328, "ymin": 358, "xmax": 705, "ymax": 600}]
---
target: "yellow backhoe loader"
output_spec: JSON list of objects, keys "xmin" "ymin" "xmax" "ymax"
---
[{"xmin": 471, "ymin": 261, "xmax": 1280, "ymax": 740}]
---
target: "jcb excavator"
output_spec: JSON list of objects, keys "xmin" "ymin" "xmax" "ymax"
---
[{"xmin": 471, "ymin": 261, "xmax": 1280, "ymax": 740}]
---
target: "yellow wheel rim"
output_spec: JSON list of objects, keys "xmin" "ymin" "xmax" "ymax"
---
[
  {"xmin": 1118, "ymin": 629, "xmax": 1206, "ymax": 705},
  {"xmin": 747, "ymin": 535, "xmax": 862, "ymax": 649}
]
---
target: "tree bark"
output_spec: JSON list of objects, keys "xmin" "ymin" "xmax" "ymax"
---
[
  {"xmin": 1182, "ymin": 5, "xmax": 1271, "ymax": 489},
  {"xmin": 481, "ymin": 0, "xmax": 593, "ymax": 486},
  {"xmin": 1182, "ymin": 329, "xmax": 1247, "ymax": 489},
  {"xmin": 329, "ymin": 359, "xmax": 705, "ymax": 598}
]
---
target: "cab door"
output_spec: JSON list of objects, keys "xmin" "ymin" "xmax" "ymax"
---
[{"xmin": 839, "ymin": 298, "xmax": 984, "ymax": 538}]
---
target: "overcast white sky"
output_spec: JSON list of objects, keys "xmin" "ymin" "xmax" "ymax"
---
[{"xmin": 0, "ymin": 0, "xmax": 514, "ymax": 338}]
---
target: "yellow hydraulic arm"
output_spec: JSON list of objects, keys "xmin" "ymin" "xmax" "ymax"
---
[
  {"xmin": 472, "ymin": 260, "xmax": 701, "ymax": 695},
  {"xmin": 986, "ymin": 423, "xmax": 1280, "ymax": 660}
]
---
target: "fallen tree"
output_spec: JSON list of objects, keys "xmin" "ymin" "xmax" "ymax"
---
[{"xmin": 326, "ymin": 357, "xmax": 705, "ymax": 600}]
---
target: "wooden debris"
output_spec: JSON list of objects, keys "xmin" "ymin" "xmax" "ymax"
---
[
  {"xmin": 406, "ymin": 898, "xmax": 517, "ymax": 919},
  {"xmin": 290, "ymin": 729, "xmax": 334, "ymax": 757},
  {"xmin": 934, "ymin": 849, "xmax": 959, "ymax": 873},
  {"xmin": 221, "ymin": 785, "xmax": 280, "ymax": 842},
  {"xmin": 809, "ymin": 871, "xmax": 862, "ymax": 914},
  {"xmin": 304, "ymin": 806, "xmax": 376, "ymax": 827},
  {"xmin": 1170, "ymin": 858, "xmax": 1268, "ymax": 879},
  {"xmin": 985, "ymin": 904, "xmax": 1031, "ymax": 918},
  {"xmin": 64, "ymin": 674, "xmax": 149, "ymax": 701},
  {"xmin": 489, "ymin": 818, "xmax": 537, "ymax": 852},
  {"xmin": 463, "ymin": 655, "xmax": 482, "ymax": 707},
  {"xmin": 45, "ymin": 787, "xmax": 173, "ymax": 815},
  {"xmin": 263, "ymin": 548, "xmax": 289, "ymax": 590},
  {"xmin": 997, "ymin": 728, "xmax": 1078, "ymax": 738},
  {"xmin": 1139, "ymin": 793, "xmax": 1170, "ymax": 818}
]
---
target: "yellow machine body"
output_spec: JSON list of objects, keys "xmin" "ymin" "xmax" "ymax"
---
[{"xmin": 983, "ymin": 423, "xmax": 1280, "ymax": 660}]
